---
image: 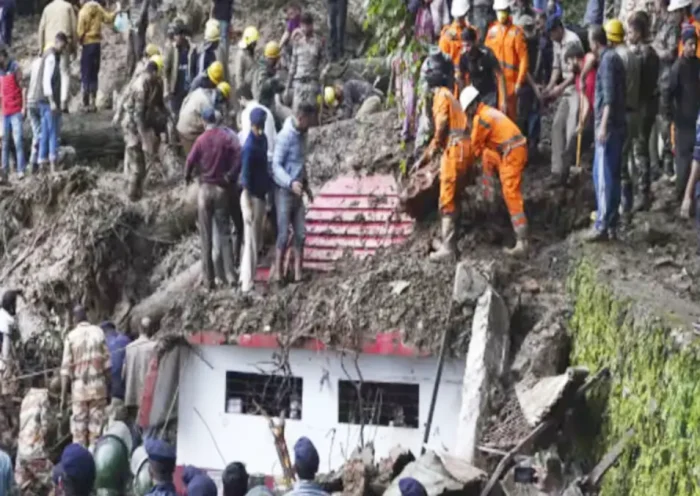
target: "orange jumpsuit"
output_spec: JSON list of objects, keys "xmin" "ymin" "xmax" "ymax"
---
[
  {"xmin": 427, "ymin": 87, "xmax": 471, "ymax": 215},
  {"xmin": 439, "ymin": 21, "xmax": 479, "ymax": 96},
  {"xmin": 484, "ymin": 19, "xmax": 529, "ymax": 121},
  {"xmin": 469, "ymin": 102, "xmax": 528, "ymax": 230}
]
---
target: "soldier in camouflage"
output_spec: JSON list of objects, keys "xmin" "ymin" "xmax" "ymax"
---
[
  {"xmin": 628, "ymin": 12, "xmax": 660, "ymax": 211},
  {"xmin": 113, "ymin": 59, "xmax": 167, "ymax": 201},
  {"xmin": 285, "ymin": 13, "xmax": 324, "ymax": 115},
  {"xmin": 15, "ymin": 380, "xmax": 56, "ymax": 495},
  {"xmin": 654, "ymin": 0, "xmax": 683, "ymax": 178}
]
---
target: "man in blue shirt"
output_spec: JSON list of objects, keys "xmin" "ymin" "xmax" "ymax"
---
[
  {"xmin": 53, "ymin": 443, "xmax": 95, "ymax": 496},
  {"xmin": 240, "ymin": 108, "xmax": 271, "ymax": 293},
  {"xmin": 585, "ymin": 25, "xmax": 626, "ymax": 242},
  {"xmin": 286, "ymin": 437, "xmax": 328, "ymax": 496},
  {"xmin": 145, "ymin": 438, "xmax": 177, "ymax": 496},
  {"xmin": 100, "ymin": 321, "xmax": 130, "ymax": 422},
  {"xmin": 271, "ymin": 102, "xmax": 315, "ymax": 283}
]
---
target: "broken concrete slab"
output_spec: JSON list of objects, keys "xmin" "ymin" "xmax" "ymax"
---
[
  {"xmin": 511, "ymin": 312, "xmax": 570, "ymax": 386},
  {"xmin": 383, "ymin": 451, "xmax": 485, "ymax": 496},
  {"xmin": 454, "ymin": 286, "xmax": 510, "ymax": 463},
  {"xmin": 515, "ymin": 368, "xmax": 591, "ymax": 427},
  {"xmin": 451, "ymin": 261, "xmax": 494, "ymax": 305}
]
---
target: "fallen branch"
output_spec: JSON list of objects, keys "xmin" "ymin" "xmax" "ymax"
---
[
  {"xmin": 580, "ymin": 428, "xmax": 635, "ymax": 490},
  {"xmin": 479, "ymin": 419, "xmax": 555, "ymax": 496},
  {"xmin": 480, "ymin": 366, "xmax": 613, "ymax": 496},
  {"xmin": 193, "ymin": 406, "xmax": 227, "ymax": 466}
]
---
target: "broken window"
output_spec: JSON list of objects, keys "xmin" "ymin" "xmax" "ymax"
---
[
  {"xmin": 338, "ymin": 380, "xmax": 419, "ymax": 428},
  {"xmin": 225, "ymin": 371, "xmax": 303, "ymax": 419}
]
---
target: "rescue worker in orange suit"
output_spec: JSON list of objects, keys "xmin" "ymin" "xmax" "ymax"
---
[
  {"xmin": 460, "ymin": 85, "xmax": 529, "ymax": 256},
  {"xmin": 485, "ymin": 0, "xmax": 529, "ymax": 121},
  {"xmin": 411, "ymin": 56, "xmax": 471, "ymax": 262},
  {"xmin": 439, "ymin": 0, "xmax": 476, "ymax": 89}
]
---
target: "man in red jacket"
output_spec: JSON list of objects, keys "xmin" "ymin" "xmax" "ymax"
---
[{"xmin": 0, "ymin": 46, "xmax": 24, "ymax": 181}]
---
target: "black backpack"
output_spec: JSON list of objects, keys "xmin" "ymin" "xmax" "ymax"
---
[{"xmin": 566, "ymin": 23, "xmax": 591, "ymax": 53}]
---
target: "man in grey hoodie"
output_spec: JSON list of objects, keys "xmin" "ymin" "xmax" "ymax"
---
[{"xmin": 271, "ymin": 102, "xmax": 316, "ymax": 283}]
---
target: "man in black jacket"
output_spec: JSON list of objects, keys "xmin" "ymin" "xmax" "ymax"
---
[{"xmin": 665, "ymin": 26, "xmax": 700, "ymax": 200}]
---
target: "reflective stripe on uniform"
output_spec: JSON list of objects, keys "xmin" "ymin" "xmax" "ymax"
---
[{"xmin": 497, "ymin": 134, "xmax": 526, "ymax": 154}]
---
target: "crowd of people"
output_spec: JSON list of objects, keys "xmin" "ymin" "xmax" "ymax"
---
[
  {"xmin": 398, "ymin": 0, "xmax": 700, "ymax": 257},
  {"xmin": 0, "ymin": 0, "xmax": 698, "ymax": 492}
]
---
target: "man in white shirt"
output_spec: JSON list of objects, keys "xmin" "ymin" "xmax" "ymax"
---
[
  {"xmin": 24, "ymin": 58, "xmax": 43, "ymax": 172},
  {"xmin": 238, "ymin": 96, "xmax": 277, "ymax": 162},
  {"xmin": 542, "ymin": 17, "xmax": 583, "ymax": 186}
]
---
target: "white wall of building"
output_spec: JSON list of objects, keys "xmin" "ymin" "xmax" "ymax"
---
[{"xmin": 176, "ymin": 345, "xmax": 464, "ymax": 475}]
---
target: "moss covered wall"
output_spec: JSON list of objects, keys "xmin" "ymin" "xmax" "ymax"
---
[{"xmin": 568, "ymin": 261, "xmax": 700, "ymax": 495}]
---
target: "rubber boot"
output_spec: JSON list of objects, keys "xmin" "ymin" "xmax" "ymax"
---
[
  {"xmin": 429, "ymin": 215, "xmax": 456, "ymax": 262},
  {"xmin": 82, "ymin": 90, "xmax": 90, "ymax": 112},
  {"xmin": 504, "ymin": 224, "xmax": 529, "ymax": 257},
  {"xmin": 89, "ymin": 92, "xmax": 97, "ymax": 113}
]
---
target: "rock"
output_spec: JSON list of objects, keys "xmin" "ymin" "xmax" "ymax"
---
[
  {"xmin": 384, "ymin": 451, "xmax": 485, "ymax": 496},
  {"xmin": 515, "ymin": 368, "xmax": 588, "ymax": 427},
  {"xmin": 452, "ymin": 260, "xmax": 494, "ymax": 305},
  {"xmin": 95, "ymin": 89, "xmax": 113, "ymax": 111},
  {"xmin": 511, "ymin": 313, "xmax": 570, "ymax": 385},
  {"xmin": 57, "ymin": 146, "xmax": 77, "ymax": 170},
  {"xmin": 454, "ymin": 286, "xmax": 510, "ymax": 463}
]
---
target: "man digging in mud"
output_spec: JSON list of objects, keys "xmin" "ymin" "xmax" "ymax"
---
[
  {"xmin": 185, "ymin": 107, "xmax": 242, "ymax": 290},
  {"xmin": 15, "ymin": 375, "xmax": 59, "ymax": 495},
  {"xmin": 114, "ymin": 56, "xmax": 166, "ymax": 201}
]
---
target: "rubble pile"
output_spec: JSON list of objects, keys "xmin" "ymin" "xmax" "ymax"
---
[{"xmin": 160, "ymin": 242, "xmax": 490, "ymax": 354}]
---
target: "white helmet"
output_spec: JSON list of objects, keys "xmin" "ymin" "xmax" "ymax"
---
[
  {"xmin": 460, "ymin": 85, "xmax": 480, "ymax": 111},
  {"xmin": 493, "ymin": 0, "xmax": 510, "ymax": 10},
  {"xmin": 668, "ymin": 0, "xmax": 691, "ymax": 11},
  {"xmin": 451, "ymin": 0, "xmax": 469, "ymax": 18}
]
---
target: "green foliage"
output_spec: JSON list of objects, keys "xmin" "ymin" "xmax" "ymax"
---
[
  {"xmin": 568, "ymin": 261, "xmax": 700, "ymax": 496},
  {"xmin": 364, "ymin": 0, "xmax": 411, "ymax": 56}
]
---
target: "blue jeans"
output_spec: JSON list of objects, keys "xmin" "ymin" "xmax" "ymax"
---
[
  {"xmin": 38, "ymin": 102, "xmax": 60, "ymax": 163},
  {"xmin": 28, "ymin": 107, "xmax": 40, "ymax": 167},
  {"xmin": 275, "ymin": 187, "xmax": 305, "ymax": 250},
  {"xmin": 593, "ymin": 127, "xmax": 624, "ymax": 233},
  {"xmin": 2, "ymin": 112, "xmax": 24, "ymax": 173}
]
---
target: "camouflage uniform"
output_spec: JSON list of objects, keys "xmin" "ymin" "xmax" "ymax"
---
[
  {"xmin": 288, "ymin": 33, "xmax": 323, "ymax": 113},
  {"xmin": 15, "ymin": 388, "xmax": 54, "ymax": 495},
  {"xmin": 630, "ymin": 42, "xmax": 660, "ymax": 208},
  {"xmin": 252, "ymin": 60, "xmax": 289, "ymax": 121},
  {"xmin": 60, "ymin": 322, "xmax": 111, "ymax": 450},
  {"xmin": 116, "ymin": 72, "xmax": 165, "ymax": 200},
  {"xmin": 654, "ymin": 13, "xmax": 681, "ymax": 176}
]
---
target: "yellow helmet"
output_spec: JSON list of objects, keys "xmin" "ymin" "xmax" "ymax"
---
[
  {"xmin": 144, "ymin": 43, "xmax": 161, "ymax": 57},
  {"xmin": 324, "ymin": 86, "xmax": 337, "ymax": 107},
  {"xmin": 207, "ymin": 61, "xmax": 225, "ymax": 84},
  {"xmin": 264, "ymin": 41, "xmax": 281, "ymax": 59},
  {"xmin": 239, "ymin": 26, "xmax": 260, "ymax": 48},
  {"xmin": 604, "ymin": 19, "xmax": 624, "ymax": 43},
  {"xmin": 150, "ymin": 54, "xmax": 164, "ymax": 73},
  {"xmin": 204, "ymin": 19, "xmax": 221, "ymax": 42},
  {"xmin": 217, "ymin": 81, "xmax": 231, "ymax": 99}
]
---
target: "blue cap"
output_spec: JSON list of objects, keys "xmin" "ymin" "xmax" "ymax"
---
[
  {"xmin": 187, "ymin": 473, "xmax": 218, "ymax": 496},
  {"xmin": 56, "ymin": 444, "xmax": 96, "ymax": 494},
  {"xmin": 144, "ymin": 438, "xmax": 176, "ymax": 463},
  {"xmin": 682, "ymin": 24, "xmax": 697, "ymax": 43},
  {"xmin": 201, "ymin": 107, "xmax": 218, "ymax": 124},
  {"xmin": 250, "ymin": 107, "xmax": 267, "ymax": 127},
  {"xmin": 293, "ymin": 437, "xmax": 319, "ymax": 474},
  {"xmin": 399, "ymin": 478, "xmax": 427, "ymax": 496}
]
